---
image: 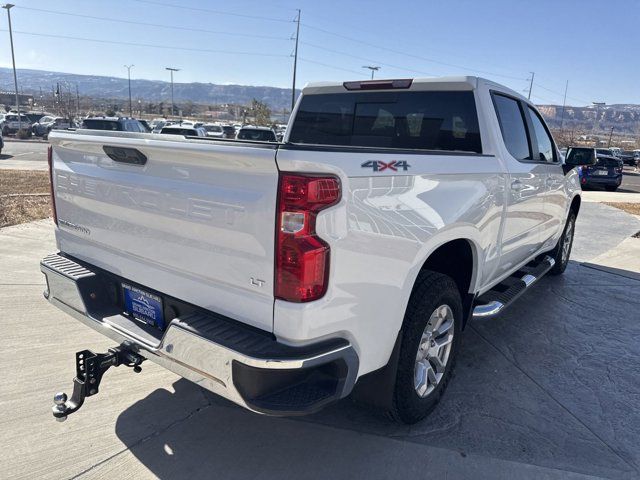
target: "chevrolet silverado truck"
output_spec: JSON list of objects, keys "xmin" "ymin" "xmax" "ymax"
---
[{"xmin": 42, "ymin": 77, "xmax": 595, "ymax": 424}]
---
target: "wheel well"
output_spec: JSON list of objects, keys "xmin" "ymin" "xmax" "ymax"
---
[
  {"xmin": 570, "ymin": 195, "xmax": 581, "ymax": 216},
  {"xmin": 420, "ymin": 239, "xmax": 474, "ymax": 300}
]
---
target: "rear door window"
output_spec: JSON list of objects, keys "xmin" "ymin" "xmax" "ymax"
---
[
  {"xmin": 492, "ymin": 94, "xmax": 531, "ymax": 161},
  {"xmin": 527, "ymin": 106, "xmax": 556, "ymax": 162},
  {"xmin": 289, "ymin": 90, "xmax": 482, "ymax": 153}
]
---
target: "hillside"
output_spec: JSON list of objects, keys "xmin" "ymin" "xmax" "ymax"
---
[
  {"xmin": 0, "ymin": 67, "xmax": 297, "ymax": 111},
  {"xmin": 1, "ymin": 68, "xmax": 640, "ymax": 133}
]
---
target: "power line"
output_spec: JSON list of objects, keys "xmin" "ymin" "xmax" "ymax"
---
[
  {"xmin": 301, "ymin": 41, "xmax": 435, "ymax": 77},
  {"xmin": 298, "ymin": 57, "xmax": 368, "ymax": 77},
  {"xmin": 128, "ymin": 0, "xmax": 293, "ymax": 23},
  {"xmin": 16, "ymin": 6, "xmax": 291, "ymax": 41},
  {"xmin": 0, "ymin": 29, "xmax": 291, "ymax": 58},
  {"xmin": 301, "ymin": 22, "xmax": 528, "ymax": 81}
]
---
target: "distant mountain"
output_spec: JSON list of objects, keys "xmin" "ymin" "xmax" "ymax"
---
[
  {"xmin": 2, "ymin": 68, "xmax": 639, "ymax": 133},
  {"xmin": 0, "ymin": 67, "xmax": 298, "ymax": 111},
  {"xmin": 538, "ymin": 104, "xmax": 640, "ymax": 134}
]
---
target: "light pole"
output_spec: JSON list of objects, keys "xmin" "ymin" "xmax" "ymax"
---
[
  {"xmin": 592, "ymin": 102, "xmax": 605, "ymax": 141},
  {"xmin": 166, "ymin": 67, "xmax": 179, "ymax": 117},
  {"xmin": 3, "ymin": 3, "xmax": 21, "ymax": 131},
  {"xmin": 362, "ymin": 65, "xmax": 380, "ymax": 80},
  {"xmin": 124, "ymin": 64, "xmax": 134, "ymax": 117}
]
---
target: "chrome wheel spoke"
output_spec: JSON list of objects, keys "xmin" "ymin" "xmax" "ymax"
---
[{"xmin": 414, "ymin": 304, "xmax": 455, "ymax": 398}]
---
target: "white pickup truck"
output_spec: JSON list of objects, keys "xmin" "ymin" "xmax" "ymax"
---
[{"xmin": 42, "ymin": 77, "xmax": 595, "ymax": 424}]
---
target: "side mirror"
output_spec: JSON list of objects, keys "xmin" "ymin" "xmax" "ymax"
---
[{"xmin": 565, "ymin": 147, "xmax": 597, "ymax": 167}]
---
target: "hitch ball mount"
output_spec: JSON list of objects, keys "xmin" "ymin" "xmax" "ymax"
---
[{"xmin": 52, "ymin": 346, "xmax": 145, "ymax": 422}]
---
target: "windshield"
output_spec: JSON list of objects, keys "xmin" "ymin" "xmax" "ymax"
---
[
  {"xmin": 205, "ymin": 125, "xmax": 223, "ymax": 132},
  {"xmin": 289, "ymin": 90, "xmax": 481, "ymax": 152},
  {"xmin": 161, "ymin": 127, "xmax": 197, "ymax": 136}
]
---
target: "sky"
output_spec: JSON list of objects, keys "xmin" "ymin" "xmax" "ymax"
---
[{"xmin": 0, "ymin": 0, "xmax": 639, "ymax": 106}]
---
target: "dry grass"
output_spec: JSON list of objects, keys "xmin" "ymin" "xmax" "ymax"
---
[
  {"xmin": 605, "ymin": 202, "xmax": 640, "ymax": 217},
  {"xmin": 0, "ymin": 169, "xmax": 52, "ymax": 227}
]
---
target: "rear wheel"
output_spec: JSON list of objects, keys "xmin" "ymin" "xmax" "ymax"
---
[
  {"xmin": 388, "ymin": 271, "xmax": 462, "ymax": 424},
  {"xmin": 550, "ymin": 211, "xmax": 576, "ymax": 275}
]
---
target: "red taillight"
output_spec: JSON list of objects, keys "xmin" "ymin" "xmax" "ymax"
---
[
  {"xmin": 275, "ymin": 173, "xmax": 340, "ymax": 302},
  {"xmin": 47, "ymin": 146, "xmax": 58, "ymax": 225}
]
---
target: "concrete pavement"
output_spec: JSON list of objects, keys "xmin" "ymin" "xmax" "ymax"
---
[
  {"xmin": 0, "ymin": 139, "xmax": 49, "ymax": 171},
  {"xmin": 1, "ymin": 202, "xmax": 640, "ymax": 479}
]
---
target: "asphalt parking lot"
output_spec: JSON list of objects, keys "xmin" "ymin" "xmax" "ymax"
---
[{"xmin": 1, "ymin": 201, "xmax": 639, "ymax": 479}]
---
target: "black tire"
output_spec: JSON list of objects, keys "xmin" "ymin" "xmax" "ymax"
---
[
  {"xmin": 388, "ymin": 271, "xmax": 462, "ymax": 424},
  {"xmin": 549, "ymin": 211, "xmax": 576, "ymax": 275},
  {"xmin": 605, "ymin": 185, "xmax": 618, "ymax": 192}
]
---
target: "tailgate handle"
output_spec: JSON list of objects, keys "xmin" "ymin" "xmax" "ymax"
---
[{"xmin": 103, "ymin": 146, "xmax": 147, "ymax": 165}]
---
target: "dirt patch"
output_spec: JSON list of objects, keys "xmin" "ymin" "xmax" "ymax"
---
[
  {"xmin": 605, "ymin": 202, "xmax": 640, "ymax": 217},
  {"xmin": 0, "ymin": 169, "xmax": 52, "ymax": 227}
]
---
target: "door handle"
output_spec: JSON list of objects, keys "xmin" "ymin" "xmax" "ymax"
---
[{"xmin": 511, "ymin": 180, "xmax": 524, "ymax": 191}]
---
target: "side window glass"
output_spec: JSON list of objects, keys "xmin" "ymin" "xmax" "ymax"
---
[
  {"xmin": 493, "ymin": 94, "xmax": 531, "ymax": 161},
  {"xmin": 527, "ymin": 106, "xmax": 555, "ymax": 162}
]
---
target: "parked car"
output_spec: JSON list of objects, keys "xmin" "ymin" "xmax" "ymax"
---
[
  {"xmin": 44, "ymin": 76, "xmax": 593, "ymax": 424},
  {"xmin": 159, "ymin": 125, "xmax": 206, "ymax": 137},
  {"xmin": 580, "ymin": 150, "xmax": 623, "ymax": 191},
  {"xmin": 222, "ymin": 125, "xmax": 236, "ymax": 139},
  {"xmin": 137, "ymin": 119, "xmax": 152, "ymax": 133},
  {"xmin": 236, "ymin": 126, "xmax": 277, "ymax": 142},
  {"xmin": 619, "ymin": 150, "xmax": 638, "ymax": 167},
  {"xmin": 202, "ymin": 124, "xmax": 225, "ymax": 138},
  {"xmin": 151, "ymin": 120, "xmax": 173, "ymax": 133},
  {"xmin": 33, "ymin": 116, "xmax": 73, "ymax": 137},
  {"xmin": 80, "ymin": 117, "xmax": 147, "ymax": 132},
  {"xmin": 2, "ymin": 113, "xmax": 32, "ymax": 136}
]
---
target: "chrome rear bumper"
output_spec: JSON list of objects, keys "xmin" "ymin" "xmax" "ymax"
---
[{"xmin": 41, "ymin": 253, "xmax": 358, "ymax": 415}]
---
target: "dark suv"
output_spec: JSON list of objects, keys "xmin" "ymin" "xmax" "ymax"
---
[
  {"xmin": 580, "ymin": 150, "xmax": 623, "ymax": 191},
  {"xmin": 80, "ymin": 117, "xmax": 146, "ymax": 132}
]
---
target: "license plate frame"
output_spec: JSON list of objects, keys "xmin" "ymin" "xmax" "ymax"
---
[{"xmin": 122, "ymin": 283, "xmax": 165, "ymax": 330}]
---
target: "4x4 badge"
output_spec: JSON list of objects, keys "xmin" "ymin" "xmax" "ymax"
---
[{"xmin": 361, "ymin": 160, "xmax": 410, "ymax": 172}]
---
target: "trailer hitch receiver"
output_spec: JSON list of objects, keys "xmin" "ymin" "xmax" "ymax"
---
[{"xmin": 52, "ymin": 346, "xmax": 144, "ymax": 421}]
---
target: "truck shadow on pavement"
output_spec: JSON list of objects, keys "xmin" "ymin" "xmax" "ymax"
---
[{"xmin": 114, "ymin": 261, "xmax": 640, "ymax": 480}]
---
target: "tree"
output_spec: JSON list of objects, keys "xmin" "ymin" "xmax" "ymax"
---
[{"xmin": 249, "ymin": 98, "xmax": 271, "ymax": 125}]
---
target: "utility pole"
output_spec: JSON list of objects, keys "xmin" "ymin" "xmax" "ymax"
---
[
  {"xmin": 560, "ymin": 80, "xmax": 568, "ymax": 131},
  {"xmin": 124, "ymin": 65, "xmax": 134, "ymax": 117},
  {"xmin": 608, "ymin": 126, "xmax": 614, "ymax": 147},
  {"xmin": 166, "ymin": 67, "xmax": 179, "ymax": 117},
  {"xmin": 75, "ymin": 83, "xmax": 80, "ymax": 117},
  {"xmin": 592, "ymin": 101, "xmax": 605, "ymax": 137},
  {"xmin": 3, "ymin": 3, "xmax": 21, "ymax": 131},
  {"xmin": 291, "ymin": 9, "xmax": 300, "ymax": 111},
  {"xmin": 527, "ymin": 71, "xmax": 535, "ymax": 100},
  {"xmin": 362, "ymin": 66, "xmax": 380, "ymax": 79}
]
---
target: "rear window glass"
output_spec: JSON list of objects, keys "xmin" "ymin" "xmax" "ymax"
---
[
  {"xmin": 82, "ymin": 120, "xmax": 121, "ymax": 131},
  {"xmin": 288, "ymin": 91, "xmax": 482, "ymax": 153},
  {"xmin": 161, "ymin": 128, "xmax": 196, "ymax": 136},
  {"xmin": 237, "ymin": 129, "xmax": 277, "ymax": 141}
]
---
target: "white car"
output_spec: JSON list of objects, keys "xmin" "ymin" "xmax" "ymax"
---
[
  {"xmin": 159, "ymin": 125, "xmax": 206, "ymax": 137},
  {"xmin": 43, "ymin": 76, "xmax": 593, "ymax": 424},
  {"xmin": 202, "ymin": 124, "xmax": 225, "ymax": 138},
  {"xmin": 2, "ymin": 113, "xmax": 31, "ymax": 135}
]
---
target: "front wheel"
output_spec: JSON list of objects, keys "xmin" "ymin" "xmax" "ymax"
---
[
  {"xmin": 388, "ymin": 271, "xmax": 462, "ymax": 424},
  {"xmin": 550, "ymin": 211, "xmax": 576, "ymax": 275}
]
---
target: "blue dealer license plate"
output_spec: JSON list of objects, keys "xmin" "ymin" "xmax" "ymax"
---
[{"xmin": 122, "ymin": 283, "xmax": 164, "ymax": 330}]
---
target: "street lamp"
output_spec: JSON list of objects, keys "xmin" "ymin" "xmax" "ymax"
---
[
  {"xmin": 2, "ymin": 3, "xmax": 21, "ymax": 131},
  {"xmin": 165, "ymin": 67, "xmax": 179, "ymax": 117},
  {"xmin": 124, "ymin": 64, "xmax": 134, "ymax": 117},
  {"xmin": 362, "ymin": 65, "xmax": 380, "ymax": 80},
  {"xmin": 592, "ymin": 101, "xmax": 605, "ymax": 141}
]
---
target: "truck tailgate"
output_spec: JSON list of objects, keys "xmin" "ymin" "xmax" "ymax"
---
[{"xmin": 49, "ymin": 131, "xmax": 278, "ymax": 332}]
